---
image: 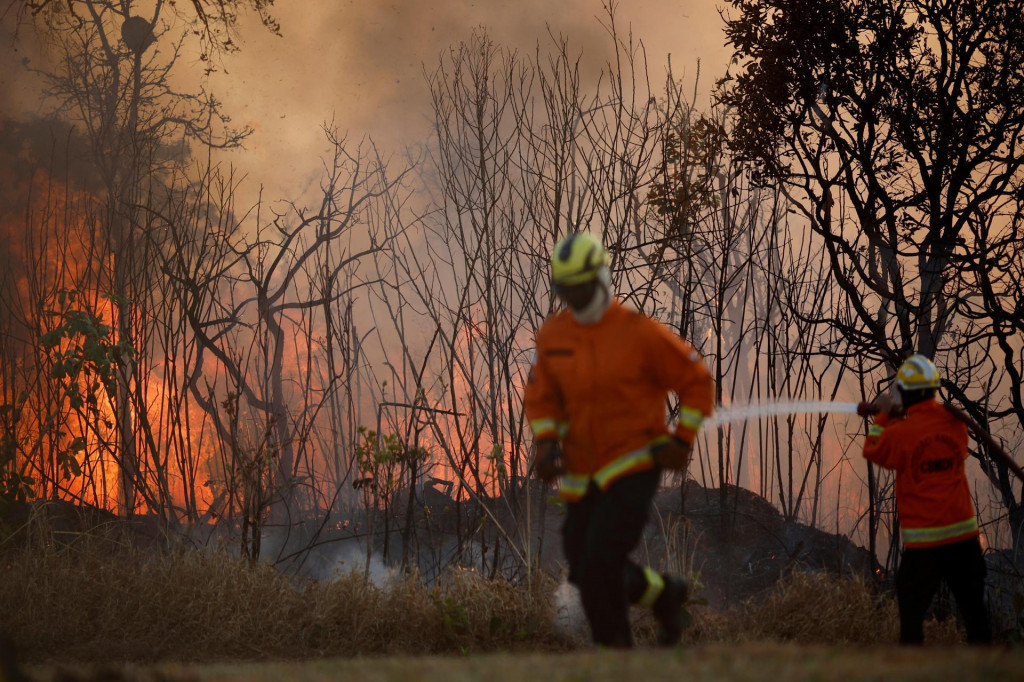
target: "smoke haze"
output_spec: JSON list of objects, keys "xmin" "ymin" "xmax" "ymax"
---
[
  {"xmin": 204, "ymin": 0, "xmax": 731, "ymax": 199},
  {"xmin": 3, "ymin": 1, "xmax": 731, "ymax": 201}
]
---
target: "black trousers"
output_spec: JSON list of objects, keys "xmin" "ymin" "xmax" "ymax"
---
[
  {"xmin": 896, "ymin": 536, "xmax": 992, "ymax": 644},
  {"xmin": 562, "ymin": 467, "xmax": 660, "ymax": 647}
]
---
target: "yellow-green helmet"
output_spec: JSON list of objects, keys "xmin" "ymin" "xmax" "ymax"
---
[
  {"xmin": 895, "ymin": 354, "xmax": 942, "ymax": 391},
  {"xmin": 550, "ymin": 232, "xmax": 610, "ymax": 287}
]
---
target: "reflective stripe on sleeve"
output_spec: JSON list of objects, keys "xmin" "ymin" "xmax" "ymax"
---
[
  {"xmin": 530, "ymin": 418, "xmax": 559, "ymax": 438},
  {"xmin": 679, "ymin": 406, "xmax": 705, "ymax": 431},
  {"xmin": 649, "ymin": 434, "xmax": 672, "ymax": 448},
  {"xmin": 558, "ymin": 474, "xmax": 589, "ymax": 501},
  {"xmin": 638, "ymin": 566, "xmax": 665, "ymax": 608},
  {"xmin": 868, "ymin": 424, "xmax": 884, "ymax": 437},
  {"xmin": 901, "ymin": 516, "xmax": 979, "ymax": 546}
]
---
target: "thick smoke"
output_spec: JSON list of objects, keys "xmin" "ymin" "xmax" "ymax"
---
[
  {"xmin": 209, "ymin": 0, "xmax": 729, "ymax": 201},
  {"xmin": 4, "ymin": 1, "xmax": 731, "ymax": 203},
  {"xmin": 277, "ymin": 0, "xmax": 612, "ymax": 132},
  {"xmin": 0, "ymin": 15, "xmax": 53, "ymax": 120}
]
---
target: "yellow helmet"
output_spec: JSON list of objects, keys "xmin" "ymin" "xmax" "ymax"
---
[
  {"xmin": 895, "ymin": 354, "xmax": 942, "ymax": 391},
  {"xmin": 550, "ymin": 232, "xmax": 610, "ymax": 287}
]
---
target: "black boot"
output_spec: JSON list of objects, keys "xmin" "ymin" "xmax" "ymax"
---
[{"xmin": 652, "ymin": 575, "xmax": 689, "ymax": 647}]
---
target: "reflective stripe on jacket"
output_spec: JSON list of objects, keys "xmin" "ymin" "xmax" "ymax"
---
[
  {"xmin": 523, "ymin": 301, "xmax": 714, "ymax": 500},
  {"xmin": 558, "ymin": 445, "xmax": 657, "ymax": 501},
  {"xmin": 862, "ymin": 399, "xmax": 978, "ymax": 548}
]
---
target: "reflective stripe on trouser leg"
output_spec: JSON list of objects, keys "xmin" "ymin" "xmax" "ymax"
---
[{"xmin": 638, "ymin": 566, "xmax": 665, "ymax": 608}]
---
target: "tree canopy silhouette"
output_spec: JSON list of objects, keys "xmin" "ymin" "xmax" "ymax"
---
[
  {"xmin": 8, "ymin": 0, "xmax": 279, "ymax": 54},
  {"xmin": 719, "ymin": 0, "xmax": 1024, "ymax": 561}
]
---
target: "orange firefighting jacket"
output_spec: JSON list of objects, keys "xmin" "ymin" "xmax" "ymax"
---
[
  {"xmin": 523, "ymin": 301, "xmax": 714, "ymax": 500},
  {"xmin": 862, "ymin": 399, "xmax": 978, "ymax": 548}
]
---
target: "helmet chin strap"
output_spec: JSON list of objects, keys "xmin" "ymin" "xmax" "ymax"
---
[{"xmin": 571, "ymin": 266, "xmax": 612, "ymax": 324}]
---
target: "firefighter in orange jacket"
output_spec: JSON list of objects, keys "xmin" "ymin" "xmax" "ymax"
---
[
  {"xmin": 523, "ymin": 232, "xmax": 714, "ymax": 648},
  {"xmin": 863, "ymin": 354, "xmax": 991, "ymax": 645}
]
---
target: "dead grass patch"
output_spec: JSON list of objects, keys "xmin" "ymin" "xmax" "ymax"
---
[
  {"xmin": 0, "ymin": 541, "xmax": 559, "ymax": 663},
  {"xmin": 687, "ymin": 570, "xmax": 961, "ymax": 645},
  {"xmin": 1, "ymin": 540, "xmax": 975, "ymax": 664}
]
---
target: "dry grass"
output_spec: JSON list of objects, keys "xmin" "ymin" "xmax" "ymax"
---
[
  {"xmin": 0, "ymin": 540, "xmax": 559, "ymax": 663},
  {"xmin": 687, "ymin": 570, "xmax": 960, "ymax": 645},
  {"xmin": 0, "ymin": 537, "xmax": 976, "ymax": 665}
]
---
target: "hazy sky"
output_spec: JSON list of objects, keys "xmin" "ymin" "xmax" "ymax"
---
[
  {"xmin": 209, "ymin": 0, "xmax": 734, "ymax": 199},
  {"xmin": 1, "ymin": 0, "xmax": 734, "ymax": 200}
]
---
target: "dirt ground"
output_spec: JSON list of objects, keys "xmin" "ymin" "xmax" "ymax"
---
[{"xmin": 24, "ymin": 643, "xmax": 1024, "ymax": 682}]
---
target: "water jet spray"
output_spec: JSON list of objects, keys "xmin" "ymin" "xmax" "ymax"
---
[
  {"xmin": 703, "ymin": 400, "xmax": 861, "ymax": 428},
  {"xmin": 703, "ymin": 400, "xmax": 1024, "ymax": 484}
]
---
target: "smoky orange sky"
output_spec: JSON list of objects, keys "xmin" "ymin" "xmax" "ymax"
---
[
  {"xmin": 206, "ymin": 0, "xmax": 734, "ymax": 199},
  {"xmin": 1, "ymin": 1, "xmax": 733, "ymax": 200}
]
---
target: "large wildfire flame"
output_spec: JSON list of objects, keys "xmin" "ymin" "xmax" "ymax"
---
[
  {"xmin": 1, "ymin": 159, "xmax": 516, "ymax": 519},
  {"xmin": 0, "ymin": 162, "xmax": 224, "ymax": 515},
  {"xmin": 1, "ymin": 166, "xmax": 120, "ymax": 509}
]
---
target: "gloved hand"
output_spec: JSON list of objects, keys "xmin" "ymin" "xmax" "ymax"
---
[
  {"xmin": 856, "ymin": 401, "xmax": 878, "ymax": 417},
  {"xmin": 653, "ymin": 436, "xmax": 693, "ymax": 471},
  {"xmin": 871, "ymin": 392, "xmax": 903, "ymax": 417},
  {"xmin": 531, "ymin": 440, "xmax": 564, "ymax": 483}
]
